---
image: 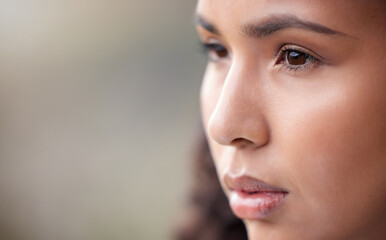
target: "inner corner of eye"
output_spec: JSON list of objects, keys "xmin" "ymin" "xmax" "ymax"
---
[{"xmin": 275, "ymin": 54, "xmax": 285, "ymax": 63}]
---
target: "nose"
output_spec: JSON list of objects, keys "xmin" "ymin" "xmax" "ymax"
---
[{"xmin": 207, "ymin": 63, "xmax": 270, "ymax": 149}]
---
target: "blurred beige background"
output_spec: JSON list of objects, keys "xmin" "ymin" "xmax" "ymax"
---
[{"xmin": 0, "ymin": 1, "xmax": 205, "ymax": 239}]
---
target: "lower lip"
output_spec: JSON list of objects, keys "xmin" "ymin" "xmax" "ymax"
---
[{"xmin": 229, "ymin": 190, "xmax": 287, "ymax": 219}]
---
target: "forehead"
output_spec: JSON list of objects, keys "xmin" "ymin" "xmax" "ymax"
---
[{"xmin": 196, "ymin": 0, "xmax": 384, "ymax": 39}]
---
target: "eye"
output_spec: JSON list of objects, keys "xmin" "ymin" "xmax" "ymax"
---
[
  {"xmin": 286, "ymin": 51, "xmax": 307, "ymax": 65},
  {"xmin": 200, "ymin": 42, "xmax": 229, "ymax": 61},
  {"xmin": 276, "ymin": 45, "xmax": 320, "ymax": 72}
]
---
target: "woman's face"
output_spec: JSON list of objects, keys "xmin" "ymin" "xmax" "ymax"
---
[{"xmin": 196, "ymin": 0, "xmax": 386, "ymax": 239}]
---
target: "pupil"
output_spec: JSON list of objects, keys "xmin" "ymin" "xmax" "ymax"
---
[
  {"xmin": 216, "ymin": 46, "xmax": 227, "ymax": 57},
  {"xmin": 287, "ymin": 51, "xmax": 306, "ymax": 65}
]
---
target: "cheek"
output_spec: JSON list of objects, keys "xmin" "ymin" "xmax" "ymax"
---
[
  {"xmin": 275, "ymin": 71, "xmax": 386, "ymax": 230},
  {"xmin": 286, "ymin": 100, "xmax": 386, "ymax": 196}
]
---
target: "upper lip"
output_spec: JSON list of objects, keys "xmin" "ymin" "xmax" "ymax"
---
[{"xmin": 224, "ymin": 174, "xmax": 288, "ymax": 193}]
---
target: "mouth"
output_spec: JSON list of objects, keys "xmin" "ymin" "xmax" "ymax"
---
[{"xmin": 225, "ymin": 174, "xmax": 289, "ymax": 220}]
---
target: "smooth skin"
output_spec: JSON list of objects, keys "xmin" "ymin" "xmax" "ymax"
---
[{"xmin": 195, "ymin": 0, "xmax": 386, "ymax": 239}]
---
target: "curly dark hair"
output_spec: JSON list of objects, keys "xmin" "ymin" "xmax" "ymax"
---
[{"xmin": 174, "ymin": 130, "xmax": 248, "ymax": 240}]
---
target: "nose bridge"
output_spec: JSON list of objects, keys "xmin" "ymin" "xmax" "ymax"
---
[{"xmin": 207, "ymin": 61, "xmax": 269, "ymax": 148}]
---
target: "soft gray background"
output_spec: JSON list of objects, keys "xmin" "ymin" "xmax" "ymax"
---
[{"xmin": 0, "ymin": 1, "xmax": 204, "ymax": 239}]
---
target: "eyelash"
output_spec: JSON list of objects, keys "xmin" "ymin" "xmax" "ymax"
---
[
  {"xmin": 276, "ymin": 45, "xmax": 320, "ymax": 72},
  {"xmin": 200, "ymin": 42, "xmax": 320, "ymax": 72},
  {"xmin": 200, "ymin": 42, "xmax": 229, "ymax": 61}
]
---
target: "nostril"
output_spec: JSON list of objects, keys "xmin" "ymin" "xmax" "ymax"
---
[{"xmin": 231, "ymin": 138, "xmax": 254, "ymax": 148}]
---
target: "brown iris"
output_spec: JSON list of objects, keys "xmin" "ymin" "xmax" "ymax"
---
[
  {"xmin": 286, "ymin": 51, "xmax": 307, "ymax": 65},
  {"xmin": 213, "ymin": 44, "xmax": 228, "ymax": 58}
]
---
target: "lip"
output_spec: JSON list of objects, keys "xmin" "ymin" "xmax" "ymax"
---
[{"xmin": 225, "ymin": 174, "xmax": 288, "ymax": 219}]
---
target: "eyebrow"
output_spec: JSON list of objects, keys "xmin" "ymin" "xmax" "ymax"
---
[
  {"xmin": 195, "ymin": 13, "xmax": 347, "ymax": 38},
  {"xmin": 194, "ymin": 14, "xmax": 220, "ymax": 34}
]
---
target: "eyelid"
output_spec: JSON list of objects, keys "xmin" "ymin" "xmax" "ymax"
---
[
  {"xmin": 275, "ymin": 44, "xmax": 326, "ymax": 63},
  {"xmin": 200, "ymin": 38, "xmax": 230, "ymax": 61},
  {"xmin": 276, "ymin": 44, "xmax": 309, "ymax": 58},
  {"xmin": 274, "ymin": 44, "xmax": 323, "ymax": 72}
]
